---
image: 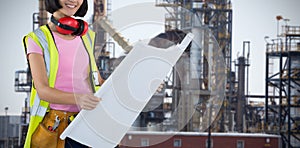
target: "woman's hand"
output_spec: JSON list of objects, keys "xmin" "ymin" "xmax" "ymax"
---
[
  {"xmin": 156, "ymin": 82, "xmax": 164, "ymax": 93},
  {"xmin": 75, "ymin": 94, "xmax": 101, "ymax": 110}
]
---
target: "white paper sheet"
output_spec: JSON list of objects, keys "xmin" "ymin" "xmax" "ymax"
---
[{"xmin": 60, "ymin": 33, "xmax": 194, "ymax": 147}]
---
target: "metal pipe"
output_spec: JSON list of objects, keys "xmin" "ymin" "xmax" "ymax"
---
[
  {"xmin": 236, "ymin": 56, "xmax": 246, "ymax": 132},
  {"xmin": 38, "ymin": 0, "xmax": 48, "ymax": 26},
  {"xmin": 265, "ymin": 51, "xmax": 269, "ymax": 129},
  {"xmin": 95, "ymin": 17, "xmax": 132, "ymax": 52}
]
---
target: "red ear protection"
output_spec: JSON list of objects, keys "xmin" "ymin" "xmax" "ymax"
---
[{"xmin": 51, "ymin": 15, "xmax": 88, "ymax": 36}]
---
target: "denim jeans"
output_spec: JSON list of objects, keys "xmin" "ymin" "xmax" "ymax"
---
[
  {"xmin": 65, "ymin": 137, "xmax": 120, "ymax": 148},
  {"xmin": 65, "ymin": 137, "xmax": 89, "ymax": 148}
]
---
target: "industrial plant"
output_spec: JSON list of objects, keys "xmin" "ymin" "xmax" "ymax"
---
[{"xmin": 1, "ymin": 0, "xmax": 299, "ymax": 148}]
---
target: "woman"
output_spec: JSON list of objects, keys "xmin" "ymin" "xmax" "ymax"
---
[{"xmin": 23, "ymin": 0, "xmax": 104, "ymax": 147}]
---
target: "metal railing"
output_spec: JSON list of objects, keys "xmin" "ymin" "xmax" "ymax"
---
[
  {"xmin": 283, "ymin": 26, "xmax": 300, "ymax": 35},
  {"xmin": 266, "ymin": 40, "xmax": 300, "ymax": 53}
]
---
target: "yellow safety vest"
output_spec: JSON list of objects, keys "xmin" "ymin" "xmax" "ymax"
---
[{"xmin": 22, "ymin": 25, "xmax": 100, "ymax": 148}]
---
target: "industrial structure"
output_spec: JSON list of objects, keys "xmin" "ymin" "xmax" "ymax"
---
[
  {"xmin": 0, "ymin": 116, "xmax": 21, "ymax": 147},
  {"xmin": 8, "ymin": 0, "xmax": 299, "ymax": 148},
  {"xmin": 265, "ymin": 22, "xmax": 300, "ymax": 147}
]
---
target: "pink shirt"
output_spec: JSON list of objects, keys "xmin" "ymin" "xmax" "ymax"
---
[{"xmin": 27, "ymin": 33, "xmax": 93, "ymax": 112}]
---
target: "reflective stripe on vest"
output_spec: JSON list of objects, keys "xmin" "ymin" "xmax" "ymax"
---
[
  {"xmin": 30, "ymin": 28, "xmax": 50, "ymax": 117},
  {"xmin": 81, "ymin": 30, "xmax": 100, "ymax": 92}
]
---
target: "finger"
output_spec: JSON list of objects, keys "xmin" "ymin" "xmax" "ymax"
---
[
  {"xmin": 81, "ymin": 105, "xmax": 94, "ymax": 110},
  {"xmin": 80, "ymin": 103, "xmax": 88, "ymax": 110},
  {"xmin": 89, "ymin": 95, "xmax": 101, "ymax": 102},
  {"xmin": 86, "ymin": 98, "xmax": 101, "ymax": 107},
  {"xmin": 81, "ymin": 102, "xmax": 97, "ymax": 110},
  {"xmin": 77, "ymin": 95, "xmax": 101, "ymax": 110},
  {"xmin": 89, "ymin": 97, "xmax": 101, "ymax": 104}
]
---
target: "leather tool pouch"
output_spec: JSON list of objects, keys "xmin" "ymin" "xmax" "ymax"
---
[{"xmin": 31, "ymin": 113, "xmax": 58, "ymax": 148}]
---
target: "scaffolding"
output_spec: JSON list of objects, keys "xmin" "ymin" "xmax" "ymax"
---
[
  {"xmin": 265, "ymin": 25, "xmax": 300, "ymax": 148},
  {"xmin": 155, "ymin": 0, "xmax": 232, "ymax": 132}
]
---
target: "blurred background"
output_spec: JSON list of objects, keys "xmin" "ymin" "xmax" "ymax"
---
[{"xmin": 0, "ymin": 0, "xmax": 300, "ymax": 147}]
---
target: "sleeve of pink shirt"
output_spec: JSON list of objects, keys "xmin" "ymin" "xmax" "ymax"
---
[{"xmin": 26, "ymin": 37, "xmax": 43, "ymax": 56}]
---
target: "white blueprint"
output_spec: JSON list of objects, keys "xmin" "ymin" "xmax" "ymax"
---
[{"xmin": 60, "ymin": 33, "xmax": 194, "ymax": 147}]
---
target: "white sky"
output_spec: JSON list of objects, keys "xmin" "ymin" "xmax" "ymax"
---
[{"xmin": 0, "ymin": 0, "xmax": 299, "ymax": 115}]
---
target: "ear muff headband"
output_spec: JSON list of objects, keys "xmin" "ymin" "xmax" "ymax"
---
[
  {"xmin": 73, "ymin": 19, "xmax": 87, "ymax": 36},
  {"xmin": 51, "ymin": 15, "xmax": 77, "ymax": 32},
  {"xmin": 50, "ymin": 15, "xmax": 88, "ymax": 36}
]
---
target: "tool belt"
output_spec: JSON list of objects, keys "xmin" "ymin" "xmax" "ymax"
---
[{"xmin": 31, "ymin": 109, "xmax": 78, "ymax": 148}]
